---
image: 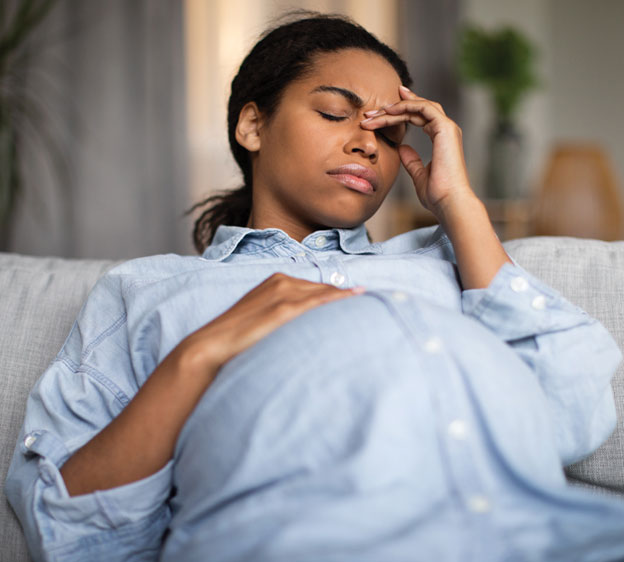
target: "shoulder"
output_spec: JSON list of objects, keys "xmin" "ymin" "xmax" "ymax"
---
[
  {"xmin": 377, "ymin": 225, "xmax": 456, "ymax": 262},
  {"xmin": 60, "ymin": 253, "xmax": 209, "ymax": 361},
  {"xmin": 107, "ymin": 252, "xmax": 207, "ymax": 280}
]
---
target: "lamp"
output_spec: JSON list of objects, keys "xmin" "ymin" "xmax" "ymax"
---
[{"xmin": 533, "ymin": 144, "xmax": 623, "ymax": 240}]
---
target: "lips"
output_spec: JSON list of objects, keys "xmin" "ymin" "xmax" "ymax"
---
[{"xmin": 327, "ymin": 164, "xmax": 379, "ymax": 195}]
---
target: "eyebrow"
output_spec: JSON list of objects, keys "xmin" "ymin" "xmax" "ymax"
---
[{"xmin": 309, "ymin": 85, "xmax": 364, "ymax": 107}]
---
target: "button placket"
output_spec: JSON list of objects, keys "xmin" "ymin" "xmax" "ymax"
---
[
  {"xmin": 421, "ymin": 331, "xmax": 492, "ymax": 517},
  {"xmin": 319, "ymin": 257, "xmax": 349, "ymax": 289},
  {"xmin": 383, "ymin": 296, "xmax": 492, "ymax": 516}
]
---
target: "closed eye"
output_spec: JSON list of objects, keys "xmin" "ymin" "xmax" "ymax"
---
[
  {"xmin": 319, "ymin": 112, "xmax": 400, "ymax": 148},
  {"xmin": 318, "ymin": 111, "xmax": 347, "ymax": 122},
  {"xmin": 376, "ymin": 131, "xmax": 399, "ymax": 149}
]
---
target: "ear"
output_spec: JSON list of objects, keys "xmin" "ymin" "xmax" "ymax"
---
[{"xmin": 235, "ymin": 102, "xmax": 263, "ymax": 152}]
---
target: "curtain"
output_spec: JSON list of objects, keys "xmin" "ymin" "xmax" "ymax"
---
[{"xmin": 9, "ymin": 0, "xmax": 189, "ymax": 258}]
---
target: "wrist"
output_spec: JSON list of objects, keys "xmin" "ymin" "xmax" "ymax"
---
[
  {"xmin": 433, "ymin": 191, "xmax": 485, "ymax": 227},
  {"xmin": 170, "ymin": 333, "xmax": 225, "ymax": 385}
]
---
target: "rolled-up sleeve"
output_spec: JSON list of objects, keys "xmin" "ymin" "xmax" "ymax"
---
[
  {"xmin": 461, "ymin": 262, "xmax": 622, "ymax": 467},
  {"xmin": 4, "ymin": 274, "xmax": 173, "ymax": 561}
]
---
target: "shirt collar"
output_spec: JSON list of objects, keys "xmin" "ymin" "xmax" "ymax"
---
[{"xmin": 202, "ymin": 224, "xmax": 381, "ymax": 261}]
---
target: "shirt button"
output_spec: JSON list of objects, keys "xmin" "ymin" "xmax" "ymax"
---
[
  {"xmin": 392, "ymin": 291, "xmax": 408, "ymax": 302},
  {"xmin": 510, "ymin": 276, "xmax": 529, "ymax": 292},
  {"xmin": 329, "ymin": 272, "xmax": 345, "ymax": 287},
  {"xmin": 24, "ymin": 434, "xmax": 37, "ymax": 449},
  {"xmin": 532, "ymin": 295, "xmax": 547, "ymax": 310},
  {"xmin": 314, "ymin": 236, "xmax": 327, "ymax": 248},
  {"xmin": 295, "ymin": 251, "xmax": 306, "ymax": 257},
  {"xmin": 447, "ymin": 419, "xmax": 468, "ymax": 440},
  {"xmin": 424, "ymin": 337, "xmax": 443, "ymax": 354},
  {"xmin": 468, "ymin": 495, "xmax": 491, "ymax": 513}
]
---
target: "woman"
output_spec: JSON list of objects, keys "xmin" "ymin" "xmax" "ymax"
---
[{"xmin": 6, "ymin": 12, "xmax": 624, "ymax": 562}]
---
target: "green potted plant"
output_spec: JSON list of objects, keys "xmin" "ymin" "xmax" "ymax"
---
[
  {"xmin": 458, "ymin": 25, "xmax": 539, "ymax": 199},
  {"xmin": 0, "ymin": 0, "xmax": 60, "ymax": 249}
]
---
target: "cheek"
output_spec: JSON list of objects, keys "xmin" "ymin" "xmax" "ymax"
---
[
  {"xmin": 277, "ymin": 120, "xmax": 328, "ymax": 158},
  {"xmin": 382, "ymin": 150, "xmax": 402, "ymax": 181}
]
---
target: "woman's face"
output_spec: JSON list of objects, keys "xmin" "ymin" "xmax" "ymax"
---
[{"xmin": 245, "ymin": 48, "xmax": 407, "ymax": 241}]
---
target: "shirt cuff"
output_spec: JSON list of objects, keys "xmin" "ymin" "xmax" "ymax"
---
[
  {"xmin": 461, "ymin": 262, "xmax": 589, "ymax": 341},
  {"xmin": 22, "ymin": 428, "xmax": 172, "ymax": 532}
]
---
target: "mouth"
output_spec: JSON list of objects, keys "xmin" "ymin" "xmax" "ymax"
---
[{"xmin": 326, "ymin": 164, "xmax": 379, "ymax": 195}]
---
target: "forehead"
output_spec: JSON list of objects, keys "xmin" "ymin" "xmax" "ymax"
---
[{"xmin": 296, "ymin": 49, "xmax": 403, "ymax": 107}]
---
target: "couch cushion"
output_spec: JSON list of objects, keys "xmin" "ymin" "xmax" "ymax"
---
[
  {"xmin": 503, "ymin": 236, "xmax": 624, "ymax": 495},
  {"xmin": 0, "ymin": 253, "xmax": 117, "ymax": 562}
]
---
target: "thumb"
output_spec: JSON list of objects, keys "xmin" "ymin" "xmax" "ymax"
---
[{"xmin": 399, "ymin": 144, "xmax": 424, "ymax": 180}]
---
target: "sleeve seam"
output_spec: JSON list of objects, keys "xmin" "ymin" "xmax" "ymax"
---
[
  {"xmin": 81, "ymin": 312, "xmax": 128, "ymax": 361},
  {"xmin": 57, "ymin": 356, "xmax": 131, "ymax": 407}
]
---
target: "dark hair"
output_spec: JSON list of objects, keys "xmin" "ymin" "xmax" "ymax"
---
[{"xmin": 189, "ymin": 11, "xmax": 412, "ymax": 253}]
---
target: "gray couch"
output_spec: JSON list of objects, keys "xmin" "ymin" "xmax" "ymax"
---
[{"xmin": 2, "ymin": 237, "xmax": 624, "ymax": 561}]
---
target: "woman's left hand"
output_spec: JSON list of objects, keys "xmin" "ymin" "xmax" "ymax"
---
[{"xmin": 361, "ymin": 85, "xmax": 475, "ymax": 216}]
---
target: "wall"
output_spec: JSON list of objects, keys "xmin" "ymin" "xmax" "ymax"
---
[
  {"xmin": 459, "ymin": 0, "xmax": 624, "ymax": 198},
  {"xmin": 549, "ymin": 0, "xmax": 624, "ymax": 189},
  {"xmin": 459, "ymin": 0, "xmax": 552, "ymax": 197}
]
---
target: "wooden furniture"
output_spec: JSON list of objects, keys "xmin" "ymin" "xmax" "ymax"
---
[{"xmin": 386, "ymin": 199, "xmax": 533, "ymax": 242}]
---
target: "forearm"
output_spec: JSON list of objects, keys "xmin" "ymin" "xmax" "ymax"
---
[
  {"xmin": 59, "ymin": 273, "xmax": 354, "ymax": 497},
  {"xmin": 60, "ymin": 342, "xmax": 220, "ymax": 496},
  {"xmin": 436, "ymin": 193, "xmax": 512, "ymax": 290}
]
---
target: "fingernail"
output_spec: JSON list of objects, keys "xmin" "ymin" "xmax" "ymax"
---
[
  {"xmin": 351, "ymin": 286, "xmax": 366, "ymax": 294},
  {"xmin": 364, "ymin": 109, "xmax": 383, "ymax": 117},
  {"xmin": 399, "ymin": 85, "xmax": 411, "ymax": 93},
  {"xmin": 361, "ymin": 117, "xmax": 374, "ymax": 123}
]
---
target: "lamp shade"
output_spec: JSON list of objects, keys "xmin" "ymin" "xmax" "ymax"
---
[{"xmin": 533, "ymin": 144, "xmax": 623, "ymax": 240}]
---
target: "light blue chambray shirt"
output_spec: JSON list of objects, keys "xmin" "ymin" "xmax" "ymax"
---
[{"xmin": 6, "ymin": 224, "xmax": 624, "ymax": 562}]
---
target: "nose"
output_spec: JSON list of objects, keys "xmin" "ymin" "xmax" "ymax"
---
[{"xmin": 344, "ymin": 127, "xmax": 378, "ymax": 163}]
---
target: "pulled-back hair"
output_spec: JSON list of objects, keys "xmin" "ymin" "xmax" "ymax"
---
[{"xmin": 189, "ymin": 11, "xmax": 412, "ymax": 253}]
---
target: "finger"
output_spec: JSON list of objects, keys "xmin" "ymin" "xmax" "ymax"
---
[
  {"xmin": 299, "ymin": 285, "xmax": 364, "ymax": 307},
  {"xmin": 361, "ymin": 112, "xmax": 427, "ymax": 129},
  {"xmin": 259, "ymin": 277, "xmax": 362, "ymax": 313},
  {"xmin": 399, "ymin": 85, "xmax": 419, "ymax": 99},
  {"xmin": 400, "ymin": 86, "xmax": 446, "ymax": 115},
  {"xmin": 363, "ymin": 108, "xmax": 386, "ymax": 118},
  {"xmin": 267, "ymin": 285, "xmax": 363, "ymax": 327},
  {"xmin": 277, "ymin": 276, "xmax": 363, "ymax": 298},
  {"xmin": 398, "ymin": 144, "xmax": 426, "ymax": 179},
  {"xmin": 383, "ymin": 99, "xmax": 446, "ymax": 120}
]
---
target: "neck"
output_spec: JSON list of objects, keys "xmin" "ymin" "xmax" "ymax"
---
[{"xmin": 246, "ymin": 206, "xmax": 323, "ymax": 243}]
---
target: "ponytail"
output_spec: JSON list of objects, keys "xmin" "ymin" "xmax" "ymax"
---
[{"xmin": 188, "ymin": 184, "xmax": 252, "ymax": 253}]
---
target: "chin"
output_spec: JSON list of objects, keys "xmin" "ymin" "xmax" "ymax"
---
[{"xmin": 315, "ymin": 208, "xmax": 378, "ymax": 230}]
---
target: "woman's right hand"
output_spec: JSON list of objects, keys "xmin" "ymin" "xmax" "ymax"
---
[
  {"xmin": 179, "ymin": 273, "xmax": 364, "ymax": 374},
  {"xmin": 61, "ymin": 274, "xmax": 361, "ymax": 496}
]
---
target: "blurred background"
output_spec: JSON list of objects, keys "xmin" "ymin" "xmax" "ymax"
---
[{"xmin": 2, "ymin": 0, "xmax": 623, "ymax": 259}]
